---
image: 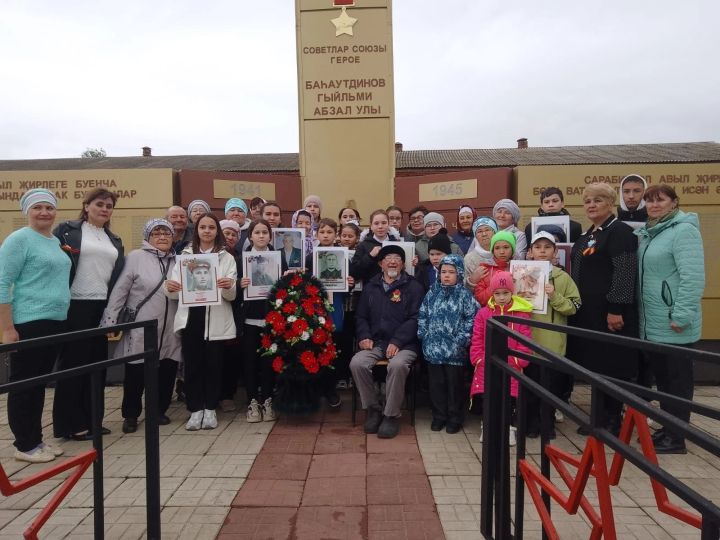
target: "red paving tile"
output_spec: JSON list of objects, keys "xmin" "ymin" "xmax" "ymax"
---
[
  {"xmin": 247, "ymin": 453, "xmax": 312, "ymax": 480},
  {"xmin": 366, "ymin": 452, "xmax": 427, "ymax": 476},
  {"xmin": 314, "ymin": 433, "xmax": 367, "ymax": 454},
  {"xmin": 366, "ymin": 474, "xmax": 435, "ymax": 505},
  {"xmin": 308, "ymin": 452, "xmax": 367, "ymax": 478},
  {"xmin": 218, "ymin": 410, "xmax": 445, "ymax": 539},
  {"xmin": 232, "ymin": 479, "xmax": 304, "ymax": 507},
  {"xmin": 295, "ymin": 506, "xmax": 367, "ymax": 539},
  {"xmin": 302, "ymin": 476, "xmax": 367, "ymax": 506},
  {"xmin": 261, "ymin": 432, "xmax": 317, "ymax": 454},
  {"xmin": 367, "ymin": 504, "xmax": 446, "ymax": 540},
  {"xmin": 366, "ymin": 434, "xmax": 420, "ymax": 454},
  {"xmin": 218, "ymin": 507, "xmax": 297, "ymax": 539}
]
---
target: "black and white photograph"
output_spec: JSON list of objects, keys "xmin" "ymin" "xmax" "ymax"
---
[
  {"xmin": 531, "ymin": 215, "xmax": 571, "ymax": 244},
  {"xmin": 177, "ymin": 253, "xmax": 222, "ymax": 307},
  {"xmin": 313, "ymin": 247, "xmax": 348, "ymax": 292},
  {"xmin": 243, "ymin": 251, "xmax": 281, "ymax": 300},
  {"xmin": 273, "ymin": 228, "xmax": 305, "ymax": 269}
]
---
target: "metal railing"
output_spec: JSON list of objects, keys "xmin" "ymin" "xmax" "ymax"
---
[
  {"xmin": 480, "ymin": 315, "xmax": 720, "ymax": 540},
  {"xmin": 0, "ymin": 320, "xmax": 161, "ymax": 540}
]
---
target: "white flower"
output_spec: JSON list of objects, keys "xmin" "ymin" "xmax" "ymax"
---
[
  {"xmin": 301, "ymin": 331, "xmax": 310, "ymax": 341},
  {"xmin": 270, "ymin": 343, "xmax": 278, "ymax": 353},
  {"xmin": 288, "ymin": 315, "xmax": 297, "ymax": 322},
  {"xmin": 318, "ymin": 317, "xmax": 325, "ymax": 325},
  {"xmin": 275, "ymin": 299, "xmax": 283, "ymax": 307}
]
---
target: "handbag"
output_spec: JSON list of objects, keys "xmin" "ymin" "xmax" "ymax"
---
[{"xmin": 117, "ymin": 259, "xmax": 169, "ymax": 324}]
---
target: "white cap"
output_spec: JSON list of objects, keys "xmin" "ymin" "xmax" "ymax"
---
[{"xmin": 530, "ymin": 231, "xmax": 557, "ymax": 246}]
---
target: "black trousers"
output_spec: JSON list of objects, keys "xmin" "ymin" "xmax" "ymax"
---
[
  {"xmin": 649, "ymin": 343, "xmax": 695, "ymax": 440},
  {"xmin": 121, "ymin": 359, "xmax": 178, "ymax": 419},
  {"xmin": 427, "ymin": 363, "xmax": 465, "ymax": 426},
  {"xmin": 221, "ymin": 340, "xmax": 243, "ymax": 400},
  {"xmin": 53, "ymin": 300, "xmax": 107, "ymax": 438},
  {"xmin": 242, "ymin": 325, "xmax": 275, "ymax": 404},
  {"xmin": 181, "ymin": 307, "xmax": 224, "ymax": 412},
  {"xmin": 8, "ymin": 320, "xmax": 64, "ymax": 452},
  {"xmin": 524, "ymin": 362, "xmax": 564, "ymax": 432}
]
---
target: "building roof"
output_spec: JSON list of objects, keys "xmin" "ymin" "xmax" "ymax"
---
[{"xmin": 0, "ymin": 141, "xmax": 718, "ymax": 172}]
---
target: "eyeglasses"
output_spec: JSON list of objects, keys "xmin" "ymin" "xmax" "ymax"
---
[
  {"xmin": 383, "ymin": 255, "xmax": 403, "ymax": 262},
  {"xmin": 409, "ymin": 214, "xmax": 424, "ymax": 221},
  {"xmin": 150, "ymin": 231, "xmax": 173, "ymax": 237}
]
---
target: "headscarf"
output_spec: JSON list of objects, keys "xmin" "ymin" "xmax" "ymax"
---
[
  {"xmin": 493, "ymin": 199, "xmax": 521, "ymax": 226},
  {"xmin": 187, "ymin": 199, "xmax": 211, "ymax": 216},
  {"xmin": 469, "ymin": 217, "xmax": 499, "ymax": 254},
  {"xmin": 143, "ymin": 218, "xmax": 174, "ymax": 241},
  {"xmin": 20, "ymin": 188, "xmax": 57, "ymax": 214},
  {"xmin": 219, "ymin": 219, "xmax": 240, "ymax": 233},
  {"xmin": 457, "ymin": 206, "xmax": 477, "ymax": 232},
  {"xmin": 224, "ymin": 198, "xmax": 248, "ymax": 215}
]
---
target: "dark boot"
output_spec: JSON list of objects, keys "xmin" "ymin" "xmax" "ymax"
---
[
  {"xmin": 364, "ymin": 405, "xmax": 383, "ymax": 434},
  {"xmin": 654, "ymin": 434, "xmax": 687, "ymax": 455},
  {"xmin": 377, "ymin": 416, "xmax": 400, "ymax": 439}
]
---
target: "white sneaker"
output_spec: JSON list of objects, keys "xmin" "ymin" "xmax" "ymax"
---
[
  {"xmin": 555, "ymin": 410, "xmax": 565, "ymax": 423},
  {"xmin": 246, "ymin": 399, "xmax": 263, "ymax": 423},
  {"xmin": 202, "ymin": 409, "xmax": 218, "ymax": 430},
  {"xmin": 262, "ymin": 398, "xmax": 277, "ymax": 422},
  {"xmin": 15, "ymin": 446, "xmax": 55, "ymax": 463},
  {"xmin": 185, "ymin": 411, "xmax": 204, "ymax": 431},
  {"xmin": 40, "ymin": 442, "xmax": 64, "ymax": 457},
  {"xmin": 509, "ymin": 426, "xmax": 517, "ymax": 447}
]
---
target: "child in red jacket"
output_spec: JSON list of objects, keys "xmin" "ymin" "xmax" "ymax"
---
[
  {"xmin": 470, "ymin": 271, "xmax": 533, "ymax": 445},
  {"xmin": 470, "ymin": 231, "xmax": 516, "ymax": 306}
]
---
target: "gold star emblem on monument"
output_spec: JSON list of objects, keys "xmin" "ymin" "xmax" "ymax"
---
[{"xmin": 331, "ymin": 7, "xmax": 357, "ymax": 37}]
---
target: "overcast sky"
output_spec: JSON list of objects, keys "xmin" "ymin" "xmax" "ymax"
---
[{"xmin": 2, "ymin": 0, "xmax": 718, "ymax": 159}]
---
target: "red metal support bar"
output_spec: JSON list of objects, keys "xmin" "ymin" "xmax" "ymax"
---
[{"xmin": 0, "ymin": 449, "xmax": 97, "ymax": 540}]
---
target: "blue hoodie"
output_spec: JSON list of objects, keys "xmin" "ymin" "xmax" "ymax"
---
[{"xmin": 417, "ymin": 255, "xmax": 479, "ymax": 365}]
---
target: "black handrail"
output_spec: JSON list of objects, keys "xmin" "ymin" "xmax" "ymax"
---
[
  {"xmin": 0, "ymin": 319, "xmax": 161, "ymax": 540},
  {"xmin": 480, "ymin": 315, "xmax": 720, "ymax": 540}
]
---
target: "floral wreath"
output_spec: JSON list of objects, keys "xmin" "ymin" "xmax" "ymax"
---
[{"xmin": 260, "ymin": 272, "xmax": 337, "ymax": 377}]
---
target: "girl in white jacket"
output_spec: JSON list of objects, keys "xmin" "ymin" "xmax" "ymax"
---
[{"xmin": 165, "ymin": 213, "xmax": 237, "ymax": 431}]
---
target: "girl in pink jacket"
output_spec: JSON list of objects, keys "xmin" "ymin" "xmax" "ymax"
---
[{"xmin": 470, "ymin": 271, "xmax": 533, "ymax": 446}]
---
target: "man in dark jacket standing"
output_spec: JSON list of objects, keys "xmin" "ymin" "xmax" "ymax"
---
[{"xmin": 350, "ymin": 245, "xmax": 425, "ymax": 439}]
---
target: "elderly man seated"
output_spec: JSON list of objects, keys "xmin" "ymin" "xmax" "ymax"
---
[{"xmin": 350, "ymin": 245, "xmax": 424, "ymax": 439}]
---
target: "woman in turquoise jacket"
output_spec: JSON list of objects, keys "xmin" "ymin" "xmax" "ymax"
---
[{"xmin": 636, "ymin": 184, "xmax": 705, "ymax": 454}]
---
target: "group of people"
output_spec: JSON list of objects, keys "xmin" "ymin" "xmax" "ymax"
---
[{"xmin": 0, "ymin": 173, "xmax": 704, "ymax": 463}]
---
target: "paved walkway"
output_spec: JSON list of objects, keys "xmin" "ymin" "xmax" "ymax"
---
[{"xmin": 0, "ymin": 385, "xmax": 718, "ymax": 538}]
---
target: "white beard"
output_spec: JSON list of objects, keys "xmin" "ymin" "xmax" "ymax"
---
[{"xmin": 387, "ymin": 270, "xmax": 399, "ymax": 279}]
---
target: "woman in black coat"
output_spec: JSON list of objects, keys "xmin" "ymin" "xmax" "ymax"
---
[
  {"xmin": 350, "ymin": 209, "xmax": 399, "ymax": 282},
  {"xmin": 53, "ymin": 188, "xmax": 124, "ymax": 440},
  {"xmin": 568, "ymin": 182, "xmax": 639, "ymax": 435}
]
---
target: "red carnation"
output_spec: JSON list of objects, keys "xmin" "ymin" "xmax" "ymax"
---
[
  {"xmin": 300, "ymin": 350, "xmax": 315, "ymax": 365},
  {"xmin": 283, "ymin": 330, "xmax": 295, "ymax": 341},
  {"xmin": 312, "ymin": 328, "xmax": 328, "ymax": 344},
  {"xmin": 272, "ymin": 357, "xmax": 284, "ymax": 373},
  {"xmin": 318, "ymin": 351, "xmax": 332, "ymax": 366},
  {"xmin": 323, "ymin": 318, "xmax": 334, "ymax": 331},
  {"xmin": 276, "ymin": 289, "xmax": 288, "ymax": 300},
  {"xmin": 305, "ymin": 284, "xmax": 319, "ymax": 296},
  {"xmin": 292, "ymin": 319, "xmax": 308, "ymax": 335},
  {"xmin": 261, "ymin": 334, "xmax": 272, "ymax": 349},
  {"xmin": 282, "ymin": 302, "xmax": 297, "ymax": 314},
  {"xmin": 290, "ymin": 274, "xmax": 302, "ymax": 287},
  {"xmin": 305, "ymin": 360, "xmax": 320, "ymax": 374}
]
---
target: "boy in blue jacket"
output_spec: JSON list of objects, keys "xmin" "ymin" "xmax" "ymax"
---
[{"xmin": 418, "ymin": 255, "xmax": 479, "ymax": 433}]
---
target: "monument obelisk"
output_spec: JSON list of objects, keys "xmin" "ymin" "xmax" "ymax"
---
[{"xmin": 295, "ymin": 0, "xmax": 395, "ymax": 217}]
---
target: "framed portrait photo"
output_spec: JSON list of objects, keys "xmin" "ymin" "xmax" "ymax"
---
[
  {"xmin": 314, "ymin": 247, "xmax": 348, "ymax": 292},
  {"xmin": 509, "ymin": 260, "xmax": 551, "ymax": 314},
  {"xmin": 243, "ymin": 251, "xmax": 281, "ymax": 300},
  {"xmin": 177, "ymin": 253, "xmax": 222, "ymax": 307},
  {"xmin": 531, "ymin": 215, "xmax": 571, "ymax": 244},
  {"xmin": 555, "ymin": 243, "xmax": 573, "ymax": 275},
  {"xmin": 381, "ymin": 240, "xmax": 416, "ymax": 276},
  {"xmin": 273, "ymin": 228, "xmax": 305, "ymax": 270}
]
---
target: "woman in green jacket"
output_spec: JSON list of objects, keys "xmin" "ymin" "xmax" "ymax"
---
[{"xmin": 637, "ymin": 184, "xmax": 705, "ymax": 454}]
